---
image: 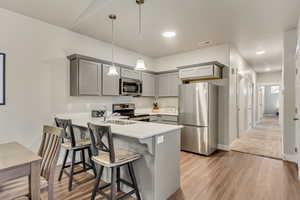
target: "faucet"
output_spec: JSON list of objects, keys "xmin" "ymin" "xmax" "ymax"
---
[{"xmin": 104, "ymin": 112, "xmax": 120, "ymax": 121}]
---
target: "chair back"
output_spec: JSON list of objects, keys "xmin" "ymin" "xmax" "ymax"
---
[
  {"xmin": 38, "ymin": 125, "xmax": 63, "ymax": 181},
  {"xmin": 87, "ymin": 123, "xmax": 115, "ymax": 163},
  {"xmin": 54, "ymin": 117, "xmax": 76, "ymax": 147}
]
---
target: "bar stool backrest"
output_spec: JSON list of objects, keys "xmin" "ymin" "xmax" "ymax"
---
[
  {"xmin": 87, "ymin": 123, "xmax": 115, "ymax": 163},
  {"xmin": 54, "ymin": 117, "xmax": 76, "ymax": 147}
]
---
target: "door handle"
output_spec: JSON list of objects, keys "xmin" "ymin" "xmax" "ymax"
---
[{"xmin": 294, "ymin": 118, "xmax": 299, "ymax": 121}]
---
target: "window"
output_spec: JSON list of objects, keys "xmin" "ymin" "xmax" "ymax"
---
[
  {"xmin": 270, "ymin": 85, "xmax": 280, "ymax": 94},
  {"xmin": 0, "ymin": 53, "xmax": 5, "ymax": 105}
]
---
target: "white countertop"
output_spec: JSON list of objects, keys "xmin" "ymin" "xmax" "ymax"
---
[
  {"xmin": 55, "ymin": 113, "xmax": 182, "ymax": 140},
  {"xmin": 135, "ymin": 108, "xmax": 178, "ymax": 116}
]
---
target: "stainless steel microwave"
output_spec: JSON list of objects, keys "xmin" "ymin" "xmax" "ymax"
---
[{"xmin": 120, "ymin": 78, "xmax": 142, "ymax": 96}]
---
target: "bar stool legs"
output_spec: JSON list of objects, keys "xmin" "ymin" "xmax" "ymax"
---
[
  {"xmin": 91, "ymin": 163, "xmax": 141, "ymax": 200},
  {"xmin": 128, "ymin": 163, "xmax": 141, "ymax": 200},
  {"xmin": 58, "ymin": 147, "xmax": 96, "ymax": 191},
  {"xmin": 58, "ymin": 149, "xmax": 69, "ymax": 181}
]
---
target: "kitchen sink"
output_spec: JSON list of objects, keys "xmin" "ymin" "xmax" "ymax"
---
[{"xmin": 105, "ymin": 120, "xmax": 136, "ymax": 125}]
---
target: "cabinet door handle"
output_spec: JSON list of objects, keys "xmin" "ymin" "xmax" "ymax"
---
[{"xmin": 294, "ymin": 118, "xmax": 299, "ymax": 121}]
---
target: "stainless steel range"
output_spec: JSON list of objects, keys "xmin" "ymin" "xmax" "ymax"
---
[{"xmin": 112, "ymin": 104, "xmax": 150, "ymax": 122}]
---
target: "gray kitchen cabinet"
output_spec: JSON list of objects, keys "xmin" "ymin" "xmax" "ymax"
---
[
  {"xmin": 157, "ymin": 72, "xmax": 180, "ymax": 97},
  {"xmin": 121, "ymin": 68, "xmax": 141, "ymax": 80},
  {"xmin": 168, "ymin": 72, "xmax": 180, "ymax": 96},
  {"xmin": 141, "ymin": 72, "xmax": 155, "ymax": 97},
  {"xmin": 158, "ymin": 74, "xmax": 169, "ymax": 97},
  {"xmin": 102, "ymin": 64, "xmax": 120, "ymax": 96},
  {"xmin": 70, "ymin": 58, "xmax": 102, "ymax": 96},
  {"xmin": 151, "ymin": 114, "xmax": 179, "ymax": 125}
]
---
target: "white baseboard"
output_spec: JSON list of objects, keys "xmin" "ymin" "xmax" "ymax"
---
[
  {"xmin": 217, "ymin": 144, "xmax": 230, "ymax": 151},
  {"xmin": 283, "ymin": 154, "xmax": 298, "ymax": 163}
]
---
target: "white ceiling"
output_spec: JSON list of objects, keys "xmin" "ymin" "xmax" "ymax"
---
[{"xmin": 0, "ymin": 0, "xmax": 299, "ymax": 72}]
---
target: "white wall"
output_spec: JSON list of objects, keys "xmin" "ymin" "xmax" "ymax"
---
[
  {"xmin": 154, "ymin": 44, "xmax": 230, "ymax": 71},
  {"xmin": 257, "ymin": 71, "xmax": 282, "ymax": 85},
  {"xmin": 282, "ymin": 29, "xmax": 297, "ymax": 156},
  {"xmin": 229, "ymin": 46, "xmax": 257, "ymax": 144},
  {"xmin": 0, "ymin": 8, "xmax": 156, "ymax": 152}
]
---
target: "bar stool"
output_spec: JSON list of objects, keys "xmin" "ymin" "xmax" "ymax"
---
[
  {"xmin": 55, "ymin": 117, "xmax": 96, "ymax": 191},
  {"xmin": 87, "ymin": 122, "xmax": 142, "ymax": 200}
]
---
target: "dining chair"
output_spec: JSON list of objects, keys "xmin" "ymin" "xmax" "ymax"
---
[
  {"xmin": 55, "ymin": 117, "xmax": 96, "ymax": 191},
  {"xmin": 0, "ymin": 125, "xmax": 63, "ymax": 200},
  {"xmin": 88, "ymin": 122, "xmax": 142, "ymax": 200}
]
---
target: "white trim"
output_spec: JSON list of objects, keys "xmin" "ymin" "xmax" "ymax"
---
[
  {"xmin": 283, "ymin": 154, "xmax": 298, "ymax": 163},
  {"xmin": 217, "ymin": 144, "xmax": 230, "ymax": 151}
]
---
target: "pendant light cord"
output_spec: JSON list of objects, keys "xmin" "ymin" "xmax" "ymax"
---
[
  {"xmin": 139, "ymin": 3, "xmax": 142, "ymax": 40},
  {"xmin": 111, "ymin": 17, "xmax": 115, "ymax": 66}
]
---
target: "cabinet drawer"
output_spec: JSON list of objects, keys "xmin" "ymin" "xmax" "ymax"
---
[{"xmin": 161, "ymin": 115, "xmax": 178, "ymax": 122}]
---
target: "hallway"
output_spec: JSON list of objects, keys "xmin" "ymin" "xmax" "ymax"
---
[{"xmin": 231, "ymin": 117, "xmax": 282, "ymax": 159}]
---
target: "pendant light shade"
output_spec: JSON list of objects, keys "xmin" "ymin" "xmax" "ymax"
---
[
  {"xmin": 108, "ymin": 14, "xmax": 119, "ymax": 76},
  {"xmin": 135, "ymin": 0, "xmax": 146, "ymax": 71},
  {"xmin": 107, "ymin": 64, "xmax": 119, "ymax": 76},
  {"xmin": 135, "ymin": 58, "xmax": 146, "ymax": 70}
]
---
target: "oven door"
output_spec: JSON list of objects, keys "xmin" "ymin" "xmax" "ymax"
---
[{"xmin": 120, "ymin": 78, "xmax": 142, "ymax": 96}]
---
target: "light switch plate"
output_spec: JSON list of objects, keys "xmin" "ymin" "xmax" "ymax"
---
[{"xmin": 157, "ymin": 135, "xmax": 164, "ymax": 144}]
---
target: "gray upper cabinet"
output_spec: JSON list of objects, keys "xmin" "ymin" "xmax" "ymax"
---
[
  {"xmin": 158, "ymin": 74, "xmax": 169, "ymax": 97},
  {"xmin": 79, "ymin": 60, "xmax": 101, "ymax": 95},
  {"xmin": 102, "ymin": 64, "xmax": 120, "ymax": 96},
  {"xmin": 158, "ymin": 72, "xmax": 180, "ymax": 97},
  {"xmin": 168, "ymin": 72, "xmax": 180, "ymax": 97},
  {"xmin": 121, "ymin": 68, "xmax": 141, "ymax": 80},
  {"xmin": 141, "ymin": 72, "xmax": 155, "ymax": 97},
  {"xmin": 70, "ymin": 58, "xmax": 102, "ymax": 96}
]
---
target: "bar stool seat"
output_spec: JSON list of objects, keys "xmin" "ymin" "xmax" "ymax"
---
[
  {"xmin": 61, "ymin": 139, "xmax": 91, "ymax": 149},
  {"xmin": 92, "ymin": 149, "xmax": 141, "ymax": 168}
]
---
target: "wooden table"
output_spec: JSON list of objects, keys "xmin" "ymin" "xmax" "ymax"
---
[{"xmin": 0, "ymin": 142, "xmax": 42, "ymax": 200}]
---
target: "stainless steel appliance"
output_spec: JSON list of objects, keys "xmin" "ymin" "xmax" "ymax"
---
[
  {"xmin": 112, "ymin": 104, "xmax": 150, "ymax": 122},
  {"xmin": 120, "ymin": 78, "xmax": 142, "ymax": 96},
  {"xmin": 179, "ymin": 82, "xmax": 218, "ymax": 155}
]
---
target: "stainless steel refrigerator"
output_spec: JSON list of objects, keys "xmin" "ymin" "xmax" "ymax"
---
[{"xmin": 179, "ymin": 82, "xmax": 218, "ymax": 155}]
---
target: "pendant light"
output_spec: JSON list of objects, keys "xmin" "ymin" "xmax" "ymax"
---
[
  {"xmin": 135, "ymin": 0, "xmax": 146, "ymax": 71},
  {"xmin": 107, "ymin": 14, "xmax": 119, "ymax": 76}
]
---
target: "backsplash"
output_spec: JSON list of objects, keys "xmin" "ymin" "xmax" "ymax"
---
[{"xmin": 157, "ymin": 97, "xmax": 179, "ymax": 109}]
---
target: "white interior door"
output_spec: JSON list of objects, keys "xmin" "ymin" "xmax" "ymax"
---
[
  {"xmin": 295, "ymin": 52, "xmax": 300, "ymax": 166},
  {"xmin": 247, "ymin": 81, "xmax": 253, "ymax": 129},
  {"xmin": 257, "ymin": 87, "xmax": 264, "ymax": 122},
  {"xmin": 238, "ymin": 76, "xmax": 247, "ymax": 136}
]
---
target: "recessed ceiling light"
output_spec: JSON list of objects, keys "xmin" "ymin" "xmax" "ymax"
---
[
  {"xmin": 256, "ymin": 50, "xmax": 265, "ymax": 55},
  {"xmin": 265, "ymin": 68, "xmax": 271, "ymax": 71},
  {"xmin": 162, "ymin": 31, "xmax": 176, "ymax": 38}
]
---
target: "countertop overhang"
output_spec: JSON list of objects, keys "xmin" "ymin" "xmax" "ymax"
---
[{"xmin": 55, "ymin": 113, "xmax": 182, "ymax": 140}]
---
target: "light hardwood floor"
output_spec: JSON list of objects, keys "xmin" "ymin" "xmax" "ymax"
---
[
  {"xmin": 231, "ymin": 116, "xmax": 282, "ymax": 159},
  {"xmin": 169, "ymin": 151, "xmax": 300, "ymax": 200},
  {"xmin": 8, "ymin": 151, "xmax": 300, "ymax": 200}
]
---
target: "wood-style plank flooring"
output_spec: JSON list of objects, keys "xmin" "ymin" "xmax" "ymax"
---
[
  {"xmin": 8, "ymin": 152, "xmax": 300, "ymax": 200},
  {"xmin": 231, "ymin": 116, "xmax": 282, "ymax": 159},
  {"xmin": 169, "ymin": 151, "xmax": 300, "ymax": 200}
]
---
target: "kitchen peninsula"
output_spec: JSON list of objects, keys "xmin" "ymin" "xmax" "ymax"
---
[{"xmin": 56, "ymin": 113, "xmax": 182, "ymax": 200}]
